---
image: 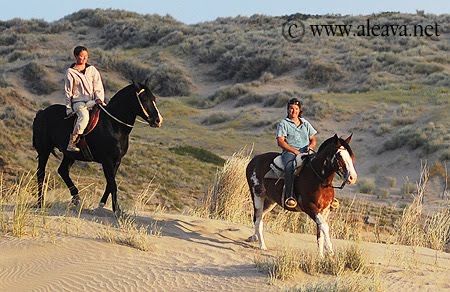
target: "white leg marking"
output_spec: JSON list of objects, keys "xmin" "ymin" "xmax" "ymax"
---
[
  {"xmin": 315, "ymin": 211, "xmax": 334, "ymax": 256},
  {"xmin": 254, "ymin": 207, "xmax": 267, "ymax": 250},
  {"xmin": 254, "ymin": 195, "xmax": 264, "ymax": 210}
]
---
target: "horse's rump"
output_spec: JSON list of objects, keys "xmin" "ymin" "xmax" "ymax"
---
[{"xmin": 32, "ymin": 104, "xmax": 73, "ymax": 154}]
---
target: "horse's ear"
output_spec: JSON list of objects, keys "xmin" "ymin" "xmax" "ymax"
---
[
  {"xmin": 333, "ymin": 134, "xmax": 339, "ymax": 144},
  {"xmin": 345, "ymin": 133, "xmax": 353, "ymax": 144},
  {"xmin": 132, "ymin": 80, "xmax": 140, "ymax": 90},
  {"xmin": 144, "ymin": 78, "xmax": 149, "ymax": 87}
]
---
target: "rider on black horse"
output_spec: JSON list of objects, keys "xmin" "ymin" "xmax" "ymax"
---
[{"xmin": 64, "ymin": 46, "xmax": 106, "ymax": 152}]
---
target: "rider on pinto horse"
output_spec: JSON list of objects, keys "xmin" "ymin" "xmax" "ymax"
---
[{"xmin": 276, "ymin": 98, "xmax": 317, "ymax": 209}]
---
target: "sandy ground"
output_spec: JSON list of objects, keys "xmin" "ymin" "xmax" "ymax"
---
[{"xmin": 0, "ymin": 210, "xmax": 449, "ymax": 291}]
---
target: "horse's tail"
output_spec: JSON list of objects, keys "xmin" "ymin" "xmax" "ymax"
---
[{"xmin": 32, "ymin": 109, "xmax": 59, "ymax": 159}]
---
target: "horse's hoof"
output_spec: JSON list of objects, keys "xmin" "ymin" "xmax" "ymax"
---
[
  {"xmin": 71, "ymin": 195, "xmax": 80, "ymax": 206},
  {"xmin": 246, "ymin": 235, "xmax": 258, "ymax": 242},
  {"xmin": 114, "ymin": 209, "xmax": 123, "ymax": 219},
  {"xmin": 33, "ymin": 201, "xmax": 43, "ymax": 209}
]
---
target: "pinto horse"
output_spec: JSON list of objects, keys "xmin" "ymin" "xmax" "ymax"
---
[
  {"xmin": 32, "ymin": 80, "xmax": 163, "ymax": 217},
  {"xmin": 245, "ymin": 134, "xmax": 357, "ymax": 256}
]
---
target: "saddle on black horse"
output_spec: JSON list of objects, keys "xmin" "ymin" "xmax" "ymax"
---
[{"xmin": 67, "ymin": 104, "xmax": 101, "ymax": 160}]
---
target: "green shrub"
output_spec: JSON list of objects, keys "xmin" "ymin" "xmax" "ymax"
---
[
  {"xmin": 169, "ymin": 145, "xmax": 225, "ymax": 166},
  {"xmin": 304, "ymin": 61, "xmax": 344, "ymax": 86},
  {"xmin": 147, "ymin": 64, "xmax": 192, "ymax": 96},
  {"xmin": 21, "ymin": 62, "xmax": 58, "ymax": 95},
  {"xmin": 201, "ymin": 112, "xmax": 235, "ymax": 125},
  {"xmin": 358, "ymin": 178, "xmax": 376, "ymax": 194},
  {"xmin": 202, "ymin": 84, "xmax": 250, "ymax": 108}
]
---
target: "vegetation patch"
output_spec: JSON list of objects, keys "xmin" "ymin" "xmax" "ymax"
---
[
  {"xmin": 169, "ymin": 145, "xmax": 225, "ymax": 166},
  {"xmin": 21, "ymin": 62, "xmax": 58, "ymax": 95}
]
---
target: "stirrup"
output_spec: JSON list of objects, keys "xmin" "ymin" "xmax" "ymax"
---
[
  {"xmin": 67, "ymin": 144, "xmax": 80, "ymax": 152},
  {"xmin": 331, "ymin": 198, "xmax": 339, "ymax": 209},
  {"xmin": 285, "ymin": 197, "xmax": 297, "ymax": 208}
]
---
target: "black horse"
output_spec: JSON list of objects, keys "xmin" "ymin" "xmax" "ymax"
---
[{"xmin": 32, "ymin": 80, "xmax": 163, "ymax": 217}]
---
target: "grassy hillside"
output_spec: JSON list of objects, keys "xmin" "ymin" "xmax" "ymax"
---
[{"xmin": 0, "ymin": 9, "xmax": 448, "ymax": 211}]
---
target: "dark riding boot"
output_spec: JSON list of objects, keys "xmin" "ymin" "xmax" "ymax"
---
[{"xmin": 67, "ymin": 134, "xmax": 80, "ymax": 152}]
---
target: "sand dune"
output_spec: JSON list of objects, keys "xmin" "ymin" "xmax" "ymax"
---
[{"xmin": 0, "ymin": 211, "xmax": 449, "ymax": 291}]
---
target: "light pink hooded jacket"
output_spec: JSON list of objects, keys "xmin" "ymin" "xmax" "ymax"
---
[{"xmin": 64, "ymin": 64, "xmax": 105, "ymax": 110}]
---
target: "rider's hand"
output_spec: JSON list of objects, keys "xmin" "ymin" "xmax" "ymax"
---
[
  {"xmin": 95, "ymin": 99, "xmax": 105, "ymax": 106},
  {"xmin": 66, "ymin": 108, "xmax": 73, "ymax": 116}
]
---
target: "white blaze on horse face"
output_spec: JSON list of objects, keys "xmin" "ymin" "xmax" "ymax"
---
[
  {"xmin": 153, "ymin": 101, "xmax": 163, "ymax": 127},
  {"xmin": 337, "ymin": 147, "xmax": 357, "ymax": 184}
]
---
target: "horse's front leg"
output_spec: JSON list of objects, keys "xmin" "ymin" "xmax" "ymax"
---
[
  {"xmin": 101, "ymin": 161, "xmax": 121, "ymax": 217},
  {"xmin": 98, "ymin": 161, "xmax": 121, "ymax": 209},
  {"xmin": 315, "ymin": 208, "xmax": 334, "ymax": 257}
]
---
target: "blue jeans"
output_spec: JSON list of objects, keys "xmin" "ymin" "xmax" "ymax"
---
[{"xmin": 282, "ymin": 151, "xmax": 297, "ymax": 198}]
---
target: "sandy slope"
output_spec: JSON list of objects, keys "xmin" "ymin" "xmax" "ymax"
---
[{"xmin": 0, "ymin": 211, "xmax": 449, "ymax": 291}]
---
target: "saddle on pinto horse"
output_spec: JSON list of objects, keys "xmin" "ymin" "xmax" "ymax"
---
[{"xmin": 264, "ymin": 153, "xmax": 309, "ymax": 180}]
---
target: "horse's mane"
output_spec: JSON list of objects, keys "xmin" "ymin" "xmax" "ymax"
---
[
  {"xmin": 317, "ymin": 135, "xmax": 354, "ymax": 158},
  {"xmin": 106, "ymin": 84, "xmax": 135, "ymax": 107}
]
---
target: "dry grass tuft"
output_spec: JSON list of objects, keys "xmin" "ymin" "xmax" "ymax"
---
[
  {"xmin": 395, "ymin": 162, "xmax": 450, "ymax": 251},
  {"xmin": 97, "ymin": 213, "xmax": 161, "ymax": 252},
  {"xmin": 287, "ymin": 272, "xmax": 384, "ymax": 292},
  {"xmin": 254, "ymin": 244, "xmax": 370, "ymax": 282},
  {"xmin": 193, "ymin": 147, "xmax": 253, "ymax": 224}
]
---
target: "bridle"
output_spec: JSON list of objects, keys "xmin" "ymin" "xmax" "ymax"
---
[
  {"xmin": 98, "ymin": 89, "xmax": 153, "ymax": 128},
  {"xmin": 308, "ymin": 147, "xmax": 349, "ymax": 189}
]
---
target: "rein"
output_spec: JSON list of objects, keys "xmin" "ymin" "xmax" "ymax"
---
[
  {"xmin": 98, "ymin": 89, "xmax": 150, "ymax": 128},
  {"xmin": 308, "ymin": 151, "xmax": 347, "ymax": 189}
]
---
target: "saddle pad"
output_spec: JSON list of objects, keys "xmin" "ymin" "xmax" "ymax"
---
[
  {"xmin": 272, "ymin": 153, "xmax": 309, "ymax": 171},
  {"xmin": 264, "ymin": 153, "xmax": 309, "ymax": 179}
]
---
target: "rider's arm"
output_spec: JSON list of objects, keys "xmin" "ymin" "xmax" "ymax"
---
[
  {"xmin": 277, "ymin": 136, "xmax": 301, "ymax": 155},
  {"xmin": 309, "ymin": 135, "xmax": 317, "ymax": 150}
]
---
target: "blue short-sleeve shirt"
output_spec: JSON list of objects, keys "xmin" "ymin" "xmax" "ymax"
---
[{"xmin": 276, "ymin": 118, "xmax": 317, "ymax": 152}]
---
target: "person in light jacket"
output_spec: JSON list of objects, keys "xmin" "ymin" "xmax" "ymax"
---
[{"xmin": 65, "ymin": 46, "xmax": 105, "ymax": 152}]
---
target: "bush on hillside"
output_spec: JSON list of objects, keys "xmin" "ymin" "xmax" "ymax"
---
[
  {"xmin": 100, "ymin": 14, "xmax": 189, "ymax": 49},
  {"xmin": 21, "ymin": 62, "xmax": 58, "ymax": 95},
  {"xmin": 304, "ymin": 61, "xmax": 344, "ymax": 86},
  {"xmin": 147, "ymin": 64, "xmax": 192, "ymax": 96}
]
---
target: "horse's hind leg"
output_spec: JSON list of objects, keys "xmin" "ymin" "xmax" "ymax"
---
[
  {"xmin": 101, "ymin": 161, "xmax": 121, "ymax": 217},
  {"xmin": 57, "ymin": 156, "xmax": 80, "ymax": 205},
  {"xmin": 36, "ymin": 152, "xmax": 50, "ymax": 207},
  {"xmin": 247, "ymin": 196, "xmax": 276, "ymax": 250}
]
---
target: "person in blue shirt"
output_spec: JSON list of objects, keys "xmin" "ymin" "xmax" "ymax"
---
[{"xmin": 276, "ymin": 98, "xmax": 317, "ymax": 208}]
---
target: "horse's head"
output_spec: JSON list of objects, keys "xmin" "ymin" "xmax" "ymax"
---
[
  {"xmin": 318, "ymin": 134, "xmax": 357, "ymax": 185},
  {"xmin": 132, "ymin": 80, "xmax": 163, "ymax": 128}
]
